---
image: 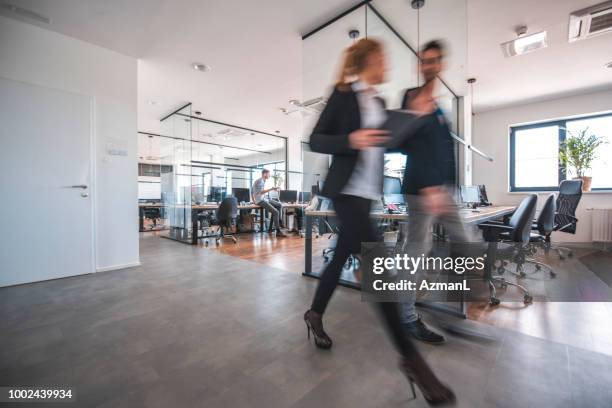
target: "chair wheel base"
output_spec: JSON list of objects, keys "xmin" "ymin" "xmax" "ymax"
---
[
  {"xmin": 524, "ymin": 295, "xmax": 533, "ymax": 304},
  {"xmin": 490, "ymin": 298, "xmax": 500, "ymax": 306}
]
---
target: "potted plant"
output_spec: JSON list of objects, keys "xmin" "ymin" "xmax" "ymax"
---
[
  {"xmin": 559, "ymin": 127, "xmax": 606, "ymax": 192},
  {"xmin": 271, "ymin": 171, "xmax": 284, "ymax": 188}
]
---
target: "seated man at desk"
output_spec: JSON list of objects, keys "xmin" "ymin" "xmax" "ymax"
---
[{"xmin": 252, "ymin": 169, "xmax": 287, "ymax": 237}]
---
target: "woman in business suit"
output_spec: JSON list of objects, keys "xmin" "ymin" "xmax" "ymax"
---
[{"xmin": 303, "ymin": 38, "xmax": 455, "ymax": 406}]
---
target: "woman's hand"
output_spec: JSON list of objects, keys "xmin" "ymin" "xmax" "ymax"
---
[{"xmin": 349, "ymin": 129, "xmax": 390, "ymax": 150}]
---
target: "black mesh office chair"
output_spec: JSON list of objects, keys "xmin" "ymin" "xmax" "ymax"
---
[
  {"xmin": 143, "ymin": 207, "xmax": 161, "ymax": 229},
  {"xmin": 196, "ymin": 210, "xmax": 215, "ymax": 247},
  {"xmin": 526, "ymin": 194, "xmax": 557, "ymax": 277},
  {"xmin": 478, "ymin": 194, "xmax": 538, "ymax": 305},
  {"xmin": 215, "ymin": 197, "xmax": 238, "ymax": 245},
  {"xmin": 551, "ymin": 179, "xmax": 583, "ymax": 259}
]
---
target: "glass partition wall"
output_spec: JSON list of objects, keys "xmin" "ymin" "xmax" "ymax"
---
[
  {"xmin": 155, "ymin": 103, "xmax": 288, "ymax": 243},
  {"xmin": 302, "ymin": 1, "xmax": 465, "ymax": 184}
]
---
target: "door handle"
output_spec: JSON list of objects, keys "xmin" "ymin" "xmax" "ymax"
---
[{"xmin": 62, "ymin": 185, "xmax": 88, "ymax": 189}]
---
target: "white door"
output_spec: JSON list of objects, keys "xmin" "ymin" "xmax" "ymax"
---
[{"xmin": 0, "ymin": 77, "xmax": 94, "ymax": 287}]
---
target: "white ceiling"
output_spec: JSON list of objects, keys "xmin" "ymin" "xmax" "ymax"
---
[
  {"xmin": 2, "ymin": 0, "xmax": 611, "ymax": 128},
  {"xmin": 466, "ymin": 0, "xmax": 612, "ymax": 112}
]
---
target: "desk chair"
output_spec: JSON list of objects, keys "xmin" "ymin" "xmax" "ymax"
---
[
  {"xmin": 143, "ymin": 207, "xmax": 161, "ymax": 229},
  {"xmin": 196, "ymin": 210, "xmax": 215, "ymax": 247},
  {"xmin": 526, "ymin": 194, "xmax": 557, "ymax": 277},
  {"xmin": 317, "ymin": 198, "xmax": 359, "ymax": 271},
  {"xmin": 215, "ymin": 197, "xmax": 238, "ymax": 245},
  {"xmin": 550, "ymin": 179, "xmax": 583, "ymax": 259},
  {"xmin": 478, "ymin": 194, "xmax": 538, "ymax": 305}
]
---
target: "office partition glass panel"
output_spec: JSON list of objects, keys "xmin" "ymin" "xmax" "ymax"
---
[
  {"xmin": 160, "ymin": 104, "xmax": 193, "ymax": 243},
  {"xmin": 302, "ymin": 3, "xmax": 462, "ymax": 190},
  {"xmin": 151, "ymin": 105, "xmax": 288, "ymax": 242}
]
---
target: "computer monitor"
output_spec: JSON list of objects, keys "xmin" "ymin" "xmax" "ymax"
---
[
  {"xmin": 232, "ymin": 187, "xmax": 251, "ymax": 203},
  {"xmin": 209, "ymin": 186, "xmax": 225, "ymax": 203},
  {"xmin": 383, "ymin": 176, "xmax": 402, "ymax": 194},
  {"xmin": 279, "ymin": 190, "xmax": 298, "ymax": 203},
  {"xmin": 299, "ymin": 191, "xmax": 311, "ymax": 203},
  {"xmin": 460, "ymin": 185, "xmax": 480, "ymax": 205},
  {"xmin": 478, "ymin": 185, "xmax": 489, "ymax": 205},
  {"xmin": 383, "ymin": 194, "xmax": 405, "ymax": 206}
]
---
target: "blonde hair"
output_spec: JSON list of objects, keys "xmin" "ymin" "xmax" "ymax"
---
[{"xmin": 336, "ymin": 38, "xmax": 383, "ymax": 90}]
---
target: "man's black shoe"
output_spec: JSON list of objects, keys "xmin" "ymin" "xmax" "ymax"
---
[{"xmin": 404, "ymin": 316, "xmax": 446, "ymax": 344}]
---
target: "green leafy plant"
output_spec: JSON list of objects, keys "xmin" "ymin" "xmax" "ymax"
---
[
  {"xmin": 271, "ymin": 171, "xmax": 284, "ymax": 187},
  {"xmin": 559, "ymin": 127, "xmax": 606, "ymax": 178}
]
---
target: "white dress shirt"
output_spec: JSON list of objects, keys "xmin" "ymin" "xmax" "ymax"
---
[{"xmin": 341, "ymin": 80, "xmax": 386, "ymax": 201}]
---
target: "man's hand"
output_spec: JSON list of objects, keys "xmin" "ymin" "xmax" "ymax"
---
[
  {"xmin": 420, "ymin": 186, "xmax": 451, "ymax": 216},
  {"xmin": 349, "ymin": 129, "xmax": 390, "ymax": 150}
]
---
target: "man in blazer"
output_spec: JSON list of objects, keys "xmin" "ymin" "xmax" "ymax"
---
[{"xmin": 397, "ymin": 40, "xmax": 471, "ymax": 344}]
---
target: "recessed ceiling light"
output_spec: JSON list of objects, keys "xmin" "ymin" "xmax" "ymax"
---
[
  {"xmin": 192, "ymin": 63, "xmax": 211, "ymax": 72},
  {"xmin": 500, "ymin": 28, "xmax": 548, "ymax": 57},
  {"xmin": 146, "ymin": 99, "xmax": 160, "ymax": 106}
]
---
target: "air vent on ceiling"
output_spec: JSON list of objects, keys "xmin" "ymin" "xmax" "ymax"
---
[{"xmin": 568, "ymin": 1, "xmax": 612, "ymax": 42}]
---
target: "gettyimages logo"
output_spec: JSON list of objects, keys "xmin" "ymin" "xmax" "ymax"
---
[{"xmin": 359, "ymin": 241, "xmax": 612, "ymax": 303}]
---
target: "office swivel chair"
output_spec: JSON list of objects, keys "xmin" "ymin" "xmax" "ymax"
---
[
  {"xmin": 549, "ymin": 179, "xmax": 583, "ymax": 259},
  {"xmin": 143, "ymin": 207, "xmax": 161, "ymax": 229},
  {"xmin": 478, "ymin": 194, "xmax": 538, "ymax": 305},
  {"xmin": 215, "ymin": 197, "xmax": 238, "ymax": 245},
  {"xmin": 196, "ymin": 210, "xmax": 215, "ymax": 247},
  {"xmin": 525, "ymin": 194, "xmax": 557, "ymax": 278}
]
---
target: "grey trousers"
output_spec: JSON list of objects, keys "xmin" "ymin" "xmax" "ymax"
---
[
  {"xmin": 400, "ymin": 191, "xmax": 474, "ymax": 323},
  {"xmin": 258, "ymin": 199, "xmax": 283, "ymax": 231}
]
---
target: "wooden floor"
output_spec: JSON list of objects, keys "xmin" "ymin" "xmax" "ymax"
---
[{"xmin": 177, "ymin": 230, "xmax": 612, "ymax": 357}]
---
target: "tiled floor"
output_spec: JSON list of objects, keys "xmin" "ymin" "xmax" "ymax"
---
[{"xmin": 1, "ymin": 234, "xmax": 611, "ymax": 407}]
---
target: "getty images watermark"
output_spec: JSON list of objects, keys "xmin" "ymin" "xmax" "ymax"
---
[{"xmin": 359, "ymin": 241, "xmax": 612, "ymax": 303}]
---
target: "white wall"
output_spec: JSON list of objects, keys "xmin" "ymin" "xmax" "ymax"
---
[
  {"xmin": 0, "ymin": 16, "xmax": 139, "ymax": 271},
  {"xmin": 473, "ymin": 87, "xmax": 612, "ymax": 242}
]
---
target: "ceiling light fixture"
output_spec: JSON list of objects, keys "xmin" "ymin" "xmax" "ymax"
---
[
  {"xmin": 500, "ymin": 26, "xmax": 548, "ymax": 57},
  {"xmin": 192, "ymin": 63, "xmax": 211, "ymax": 72}
]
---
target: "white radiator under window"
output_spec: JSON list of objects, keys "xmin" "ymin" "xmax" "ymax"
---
[{"xmin": 590, "ymin": 207, "xmax": 612, "ymax": 242}]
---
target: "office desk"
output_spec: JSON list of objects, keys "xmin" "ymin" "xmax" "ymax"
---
[
  {"xmin": 138, "ymin": 203, "xmax": 166, "ymax": 232},
  {"xmin": 190, "ymin": 202, "xmax": 308, "ymax": 244},
  {"xmin": 303, "ymin": 205, "xmax": 516, "ymax": 317}
]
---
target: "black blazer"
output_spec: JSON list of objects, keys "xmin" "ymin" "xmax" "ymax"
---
[
  {"xmin": 396, "ymin": 88, "xmax": 456, "ymax": 194},
  {"xmin": 309, "ymin": 86, "xmax": 385, "ymax": 199}
]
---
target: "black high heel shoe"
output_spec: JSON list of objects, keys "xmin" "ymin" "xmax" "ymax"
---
[
  {"xmin": 400, "ymin": 356, "xmax": 456, "ymax": 406},
  {"xmin": 304, "ymin": 310, "xmax": 332, "ymax": 349}
]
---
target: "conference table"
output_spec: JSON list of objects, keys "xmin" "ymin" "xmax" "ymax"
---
[{"xmin": 303, "ymin": 205, "xmax": 516, "ymax": 318}]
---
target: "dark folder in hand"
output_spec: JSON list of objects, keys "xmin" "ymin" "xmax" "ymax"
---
[{"xmin": 381, "ymin": 109, "xmax": 429, "ymax": 148}]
